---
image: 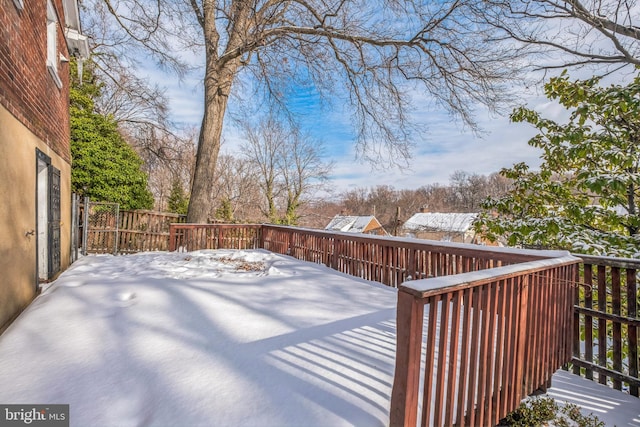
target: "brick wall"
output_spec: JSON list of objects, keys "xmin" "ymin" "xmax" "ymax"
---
[{"xmin": 0, "ymin": 0, "xmax": 71, "ymax": 163}]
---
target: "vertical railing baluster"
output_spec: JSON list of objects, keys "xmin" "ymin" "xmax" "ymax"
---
[
  {"xmin": 421, "ymin": 294, "xmax": 441, "ymax": 427},
  {"xmin": 484, "ymin": 281, "xmax": 499, "ymax": 426},
  {"xmin": 584, "ymin": 264, "xmax": 594, "ymax": 378},
  {"xmin": 476, "ymin": 282, "xmax": 492, "ymax": 426},
  {"xmin": 433, "ymin": 292, "xmax": 451, "ymax": 426},
  {"xmin": 612, "ymin": 267, "xmax": 623, "ymax": 390},
  {"xmin": 466, "ymin": 286, "xmax": 483, "ymax": 427},
  {"xmin": 627, "ymin": 268, "xmax": 638, "ymax": 397},
  {"xmin": 445, "ymin": 290, "xmax": 462, "ymax": 426},
  {"xmin": 456, "ymin": 287, "xmax": 473, "ymax": 426},
  {"xmin": 597, "ymin": 265, "xmax": 608, "ymax": 385},
  {"xmin": 493, "ymin": 278, "xmax": 508, "ymax": 423},
  {"xmin": 515, "ymin": 275, "xmax": 529, "ymax": 404}
]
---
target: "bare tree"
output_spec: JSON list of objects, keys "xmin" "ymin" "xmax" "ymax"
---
[
  {"xmin": 136, "ymin": 128, "xmax": 197, "ymax": 210},
  {"xmin": 297, "ymin": 199, "xmax": 343, "ymax": 229},
  {"xmin": 487, "ymin": 172, "xmax": 513, "ymax": 198},
  {"xmin": 341, "ymin": 185, "xmax": 410, "ymax": 231},
  {"xmin": 414, "ymin": 184, "xmax": 452, "ymax": 212},
  {"xmin": 396, "ymin": 188, "xmax": 431, "ymax": 218},
  {"xmin": 214, "ymin": 155, "xmax": 263, "ymax": 222},
  {"xmin": 242, "ymin": 114, "xmax": 330, "ymax": 224},
  {"xmin": 336, "ymin": 173, "xmax": 513, "ymax": 231},
  {"xmin": 79, "ymin": 3, "xmax": 196, "ymax": 211},
  {"xmin": 89, "ymin": 0, "xmax": 524, "ymax": 222},
  {"xmin": 448, "ymin": 170, "xmax": 491, "ymax": 212},
  {"xmin": 93, "ymin": 60, "xmax": 198, "ymax": 198},
  {"xmin": 341, "ymin": 188, "xmax": 370, "ymax": 217},
  {"xmin": 241, "ymin": 115, "xmax": 286, "ymax": 222},
  {"xmin": 278, "ymin": 129, "xmax": 332, "ymax": 225},
  {"xmin": 95, "ymin": 63, "xmax": 171, "ymax": 134},
  {"xmin": 479, "ymin": 1, "xmax": 640, "ymax": 72}
]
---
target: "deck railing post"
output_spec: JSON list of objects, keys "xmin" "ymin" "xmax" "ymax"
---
[
  {"xmin": 332, "ymin": 238, "xmax": 340, "ymax": 270},
  {"xmin": 169, "ymin": 224, "xmax": 176, "ymax": 252},
  {"xmin": 258, "ymin": 225, "xmax": 264, "ymax": 249},
  {"xmin": 516, "ymin": 274, "xmax": 530, "ymax": 397},
  {"xmin": 390, "ymin": 289, "xmax": 425, "ymax": 427}
]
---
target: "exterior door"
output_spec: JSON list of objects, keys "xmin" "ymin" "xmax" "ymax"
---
[
  {"xmin": 36, "ymin": 149, "xmax": 60, "ymax": 283},
  {"xmin": 48, "ymin": 166, "xmax": 61, "ymax": 278}
]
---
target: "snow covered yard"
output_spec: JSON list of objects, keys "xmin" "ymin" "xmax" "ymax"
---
[
  {"xmin": 0, "ymin": 249, "xmax": 637, "ymax": 427},
  {"xmin": 0, "ymin": 250, "xmax": 398, "ymax": 426}
]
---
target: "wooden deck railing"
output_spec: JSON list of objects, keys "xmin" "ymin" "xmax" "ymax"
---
[
  {"xmin": 571, "ymin": 254, "xmax": 639, "ymax": 397},
  {"xmin": 259, "ymin": 225, "xmax": 560, "ymax": 287},
  {"xmin": 169, "ymin": 224, "xmax": 262, "ymax": 251},
  {"xmin": 170, "ymin": 224, "xmax": 558, "ymax": 286},
  {"xmin": 167, "ymin": 224, "xmax": 587, "ymax": 425},
  {"xmin": 118, "ymin": 210, "xmax": 186, "ymax": 253},
  {"xmin": 82, "ymin": 206, "xmax": 186, "ymax": 254},
  {"xmin": 390, "ymin": 256, "xmax": 579, "ymax": 427}
]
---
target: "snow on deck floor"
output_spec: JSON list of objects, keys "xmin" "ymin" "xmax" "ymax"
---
[
  {"xmin": 0, "ymin": 250, "xmax": 637, "ymax": 427},
  {"xmin": 545, "ymin": 370, "xmax": 640, "ymax": 427},
  {"xmin": 0, "ymin": 250, "xmax": 397, "ymax": 426}
]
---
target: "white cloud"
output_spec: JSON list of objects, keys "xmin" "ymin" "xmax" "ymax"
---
[{"xmin": 324, "ymin": 111, "xmax": 543, "ymax": 192}]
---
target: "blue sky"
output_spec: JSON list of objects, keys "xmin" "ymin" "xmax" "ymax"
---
[
  {"xmin": 102, "ymin": 0, "xmax": 639, "ymax": 197},
  {"xmin": 146, "ymin": 64, "xmax": 553, "ymax": 194}
]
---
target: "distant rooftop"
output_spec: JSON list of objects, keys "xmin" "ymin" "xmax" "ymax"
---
[
  {"xmin": 325, "ymin": 215, "xmax": 382, "ymax": 234},
  {"xmin": 403, "ymin": 212, "xmax": 478, "ymax": 233}
]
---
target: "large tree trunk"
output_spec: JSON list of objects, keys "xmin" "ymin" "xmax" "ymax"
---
[
  {"xmin": 187, "ymin": 62, "xmax": 238, "ymax": 223},
  {"xmin": 186, "ymin": 0, "xmax": 251, "ymax": 223}
]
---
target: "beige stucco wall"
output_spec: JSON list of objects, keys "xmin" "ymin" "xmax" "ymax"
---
[{"xmin": 0, "ymin": 105, "xmax": 71, "ymax": 330}]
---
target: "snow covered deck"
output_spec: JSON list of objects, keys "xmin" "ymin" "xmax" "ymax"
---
[{"xmin": 0, "ymin": 250, "xmax": 637, "ymax": 426}]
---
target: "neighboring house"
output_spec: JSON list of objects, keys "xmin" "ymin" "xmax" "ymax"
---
[
  {"xmin": 402, "ymin": 212, "xmax": 483, "ymax": 244},
  {"xmin": 0, "ymin": 0, "xmax": 89, "ymax": 330},
  {"xmin": 325, "ymin": 215, "xmax": 388, "ymax": 236}
]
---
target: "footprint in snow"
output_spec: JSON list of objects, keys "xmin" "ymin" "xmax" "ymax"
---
[{"xmin": 115, "ymin": 291, "xmax": 137, "ymax": 307}]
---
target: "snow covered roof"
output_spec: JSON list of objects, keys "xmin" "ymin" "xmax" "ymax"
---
[
  {"xmin": 403, "ymin": 212, "xmax": 478, "ymax": 233},
  {"xmin": 325, "ymin": 215, "xmax": 380, "ymax": 233}
]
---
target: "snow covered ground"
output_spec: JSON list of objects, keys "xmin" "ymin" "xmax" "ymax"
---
[{"xmin": 0, "ymin": 250, "xmax": 637, "ymax": 426}]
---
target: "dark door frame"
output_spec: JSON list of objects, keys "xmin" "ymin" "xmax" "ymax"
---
[{"xmin": 35, "ymin": 149, "xmax": 61, "ymax": 287}]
